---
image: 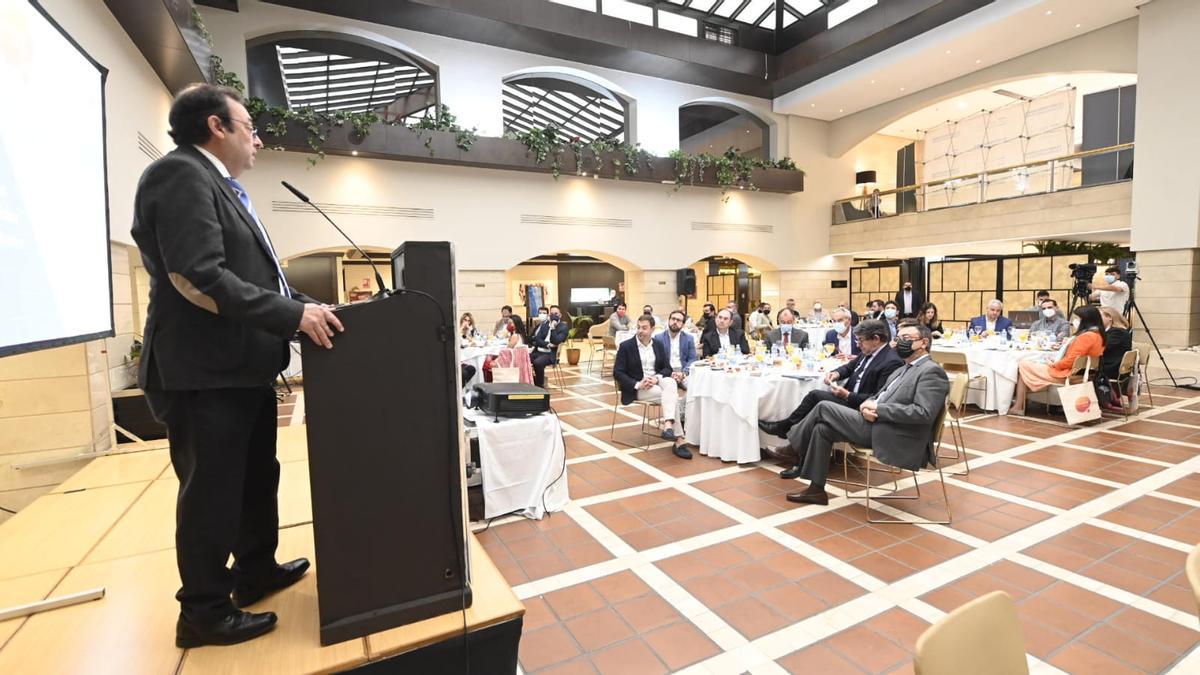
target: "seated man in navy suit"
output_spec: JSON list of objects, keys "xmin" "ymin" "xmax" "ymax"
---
[
  {"xmin": 760, "ymin": 320, "xmax": 903, "ymax": 459},
  {"xmin": 654, "ymin": 310, "xmax": 697, "ymax": 390},
  {"xmin": 615, "ymin": 315, "xmax": 691, "ymax": 458},
  {"xmin": 968, "ymin": 298, "xmax": 1013, "ymax": 338},
  {"xmin": 530, "ymin": 304, "xmax": 569, "ymax": 387},
  {"xmin": 822, "ymin": 308, "xmax": 861, "ymax": 358}
]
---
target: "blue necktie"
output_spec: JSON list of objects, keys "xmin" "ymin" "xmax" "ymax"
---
[{"xmin": 225, "ymin": 177, "xmax": 291, "ymax": 298}]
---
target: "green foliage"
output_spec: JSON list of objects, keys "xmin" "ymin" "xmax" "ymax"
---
[
  {"xmin": 1025, "ymin": 240, "xmax": 1131, "ymax": 264},
  {"xmin": 515, "ymin": 125, "xmax": 565, "ymax": 178},
  {"xmin": 409, "ymin": 104, "xmax": 478, "ymax": 153}
]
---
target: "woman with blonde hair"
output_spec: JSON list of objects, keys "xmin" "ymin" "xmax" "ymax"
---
[
  {"xmin": 459, "ymin": 312, "xmax": 481, "ymax": 340},
  {"xmin": 1012, "ymin": 305, "xmax": 1106, "ymax": 415},
  {"xmin": 1098, "ymin": 306, "xmax": 1133, "ymax": 381}
]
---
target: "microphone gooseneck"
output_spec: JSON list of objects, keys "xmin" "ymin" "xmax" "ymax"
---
[{"xmin": 281, "ymin": 180, "xmax": 389, "ymax": 298}]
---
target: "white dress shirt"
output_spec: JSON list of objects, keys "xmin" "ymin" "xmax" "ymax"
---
[
  {"xmin": 637, "ymin": 338, "xmax": 657, "ymax": 379},
  {"xmin": 668, "ymin": 332, "xmax": 682, "ymax": 369},
  {"xmin": 717, "ymin": 330, "xmax": 732, "ymax": 351}
]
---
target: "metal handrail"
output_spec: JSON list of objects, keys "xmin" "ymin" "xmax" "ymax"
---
[{"xmin": 833, "ymin": 142, "xmax": 1134, "ymax": 205}]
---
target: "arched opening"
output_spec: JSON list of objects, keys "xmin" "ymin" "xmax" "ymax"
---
[
  {"xmin": 679, "ymin": 100, "xmax": 774, "ymax": 160},
  {"xmin": 501, "ymin": 68, "xmax": 636, "ymax": 143},
  {"xmin": 504, "ymin": 252, "xmax": 636, "ymax": 330},
  {"xmin": 682, "ymin": 254, "xmax": 779, "ymax": 325},
  {"xmin": 281, "ymin": 245, "xmax": 392, "ymax": 304},
  {"xmin": 246, "ymin": 31, "xmax": 440, "ymax": 123}
]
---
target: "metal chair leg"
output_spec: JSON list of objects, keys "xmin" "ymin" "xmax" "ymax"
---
[{"xmin": 865, "ymin": 462, "xmax": 952, "ymax": 525}]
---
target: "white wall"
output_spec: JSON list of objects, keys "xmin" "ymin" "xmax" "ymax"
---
[{"xmin": 1129, "ymin": 0, "xmax": 1200, "ymax": 252}]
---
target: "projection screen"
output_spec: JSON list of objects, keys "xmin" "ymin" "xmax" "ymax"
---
[{"xmin": 0, "ymin": 0, "xmax": 112, "ymax": 357}]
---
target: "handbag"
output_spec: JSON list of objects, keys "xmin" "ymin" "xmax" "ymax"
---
[{"xmin": 1060, "ymin": 360, "xmax": 1102, "ymax": 425}]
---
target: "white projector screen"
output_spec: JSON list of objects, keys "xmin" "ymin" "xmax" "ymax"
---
[{"xmin": 0, "ymin": 0, "xmax": 112, "ymax": 357}]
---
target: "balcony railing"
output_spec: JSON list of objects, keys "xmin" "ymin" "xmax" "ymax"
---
[{"xmin": 832, "ymin": 142, "xmax": 1134, "ymax": 224}]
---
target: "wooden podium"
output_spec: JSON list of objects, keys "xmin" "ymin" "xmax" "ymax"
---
[{"xmin": 301, "ymin": 290, "xmax": 471, "ymax": 645}]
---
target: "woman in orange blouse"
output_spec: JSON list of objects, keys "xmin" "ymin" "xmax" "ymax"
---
[{"xmin": 1012, "ymin": 305, "xmax": 1106, "ymax": 415}]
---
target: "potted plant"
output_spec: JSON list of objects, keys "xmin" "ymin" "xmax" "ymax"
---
[{"xmin": 565, "ymin": 317, "xmax": 594, "ymax": 366}]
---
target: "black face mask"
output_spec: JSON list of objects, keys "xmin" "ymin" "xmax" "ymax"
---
[{"xmin": 894, "ymin": 338, "xmax": 922, "ymax": 358}]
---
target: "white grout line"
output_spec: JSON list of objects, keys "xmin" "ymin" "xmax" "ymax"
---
[
  {"xmin": 289, "ymin": 392, "xmax": 305, "ymax": 426},
  {"xmin": 512, "ymin": 367, "xmax": 1200, "ymax": 670}
]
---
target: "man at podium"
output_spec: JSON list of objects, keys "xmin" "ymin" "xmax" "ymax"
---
[{"xmin": 131, "ymin": 83, "xmax": 344, "ymax": 648}]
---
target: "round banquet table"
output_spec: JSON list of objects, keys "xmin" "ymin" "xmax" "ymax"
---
[
  {"xmin": 460, "ymin": 342, "xmax": 506, "ymax": 388},
  {"xmin": 932, "ymin": 343, "xmax": 1054, "ymax": 415},
  {"xmin": 683, "ymin": 364, "xmax": 828, "ymax": 464}
]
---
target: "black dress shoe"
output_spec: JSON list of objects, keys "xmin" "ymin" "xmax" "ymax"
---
[
  {"xmin": 780, "ymin": 465, "xmax": 803, "ymax": 480},
  {"xmin": 785, "ymin": 489, "xmax": 829, "ymax": 506},
  {"xmin": 673, "ymin": 442, "xmax": 693, "ymax": 460},
  {"xmin": 176, "ymin": 610, "xmax": 277, "ymax": 648},
  {"xmin": 233, "ymin": 558, "xmax": 311, "ymax": 608},
  {"xmin": 757, "ymin": 420, "xmax": 790, "ymax": 439}
]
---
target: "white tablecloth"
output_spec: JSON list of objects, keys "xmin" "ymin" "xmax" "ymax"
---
[
  {"xmin": 467, "ymin": 409, "xmax": 568, "ymax": 520},
  {"xmin": 683, "ymin": 366, "xmax": 825, "ymax": 463},
  {"xmin": 933, "ymin": 344, "xmax": 1050, "ymax": 415},
  {"xmin": 460, "ymin": 343, "xmax": 505, "ymax": 388}
]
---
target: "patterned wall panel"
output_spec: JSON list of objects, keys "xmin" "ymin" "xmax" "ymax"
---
[
  {"xmin": 1019, "ymin": 257, "xmax": 1051, "ymax": 291},
  {"xmin": 929, "ymin": 263, "xmax": 943, "ymax": 292},
  {"xmin": 942, "ymin": 262, "xmax": 969, "ymax": 291},
  {"xmin": 955, "ymin": 292, "xmax": 983, "ymax": 322},
  {"xmin": 968, "ymin": 260, "xmax": 997, "ymax": 292},
  {"xmin": 880, "ymin": 266, "xmax": 900, "ymax": 291},
  {"xmin": 861, "ymin": 267, "xmax": 880, "ymax": 293}
]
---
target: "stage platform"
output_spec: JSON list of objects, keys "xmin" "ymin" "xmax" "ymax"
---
[{"xmin": 0, "ymin": 425, "xmax": 523, "ymax": 673}]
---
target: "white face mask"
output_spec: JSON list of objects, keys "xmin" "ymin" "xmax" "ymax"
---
[
  {"xmin": 1042, "ymin": 308, "xmax": 1056, "ymax": 318},
  {"xmin": 1071, "ymin": 319, "xmax": 1081, "ymax": 330},
  {"xmin": 883, "ymin": 308, "xmax": 897, "ymax": 319}
]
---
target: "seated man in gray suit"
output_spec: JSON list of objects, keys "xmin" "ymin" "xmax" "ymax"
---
[
  {"xmin": 765, "ymin": 308, "xmax": 808, "ymax": 351},
  {"xmin": 782, "ymin": 323, "xmax": 949, "ymax": 505}
]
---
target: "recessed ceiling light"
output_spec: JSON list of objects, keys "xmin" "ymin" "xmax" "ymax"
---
[
  {"xmin": 899, "ymin": 87, "xmax": 906, "ymax": 92},
  {"xmin": 351, "ymin": 150, "xmax": 358, "ymax": 156},
  {"xmin": 1045, "ymin": 9, "xmax": 1052, "ymax": 15},
  {"xmin": 870, "ymin": 79, "xmax": 876, "ymax": 84},
  {"xmin": 975, "ymin": 59, "xmax": 981, "ymax": 64},
  {"xmin": 810, "ymin": 103, "xmax": 816, "ymax": 107},
  {"xmin": 838, "ymin": 108, "xmax": 844, "ymax": 113},
  {"xmin": 945, "ymin": 50, "xmax": 952, "ymax": 55},
  {"xmin": 1075, "ymin": 23, "xmax": 1081, "ymax": 28}
]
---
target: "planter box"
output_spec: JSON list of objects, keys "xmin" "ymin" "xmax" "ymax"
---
[{"xmin": 256, "ymin": 116, "xmax": 804, "ymax": 194}]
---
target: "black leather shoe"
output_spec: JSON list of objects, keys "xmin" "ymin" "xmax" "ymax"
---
[
  {"xmin": 233, "ymin": 558, "xmax": 310, "ymax": 608},
  {"xmin": 673, "ymin": 442, "xmax": 693, "ymax": 460},
  {"xmin": 757, "ymin": 420, "xmax": 790, "ymax": 439},
  {"xmin": 176, "ymin": 610, "xmax": 277, "ymax": 648},
  {"xmin": 785, "ymin": 489, "xmax": 829, "ymax": 506},
  {"xmin": 779, "ymin": 465, "xmax": 803, "ymax": 480}
]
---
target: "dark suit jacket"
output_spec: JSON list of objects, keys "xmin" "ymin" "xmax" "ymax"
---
[
  {"xmin": 131, "ymin": 146, "xmax": 312, "ymax": 392},
  {"xmin": 832, "ymin": 344, "xmax": 904, "ymax": 408},
  {"xmin": 968, "ymin": 315, "xmax": 1014, "ymax": 337},
  {"xmin": 699, "ymin": 328, "xmax": 751, "ymax": 357},
  {"xmin": 765, "ymin": 326, "xmax": 807, "ymax": 350},
  {"xmin": 614, "ymin": 338, "xmax": 671, "ymax": 405},
  {"xmin": 531, "ymin": 320, "xmax": 569, "ymax": 363},
  {"xmin": 823, "ymin": 328, "xmax": 862, "ymax": 357},
  {"xmin": 894, "ymin": 289, "xmax": 924, "ymax": 317}
]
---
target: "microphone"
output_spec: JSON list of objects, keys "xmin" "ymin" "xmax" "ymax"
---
[{"xmin": 281, "ymin": 181, "xmax": 389, "ymax": 298}]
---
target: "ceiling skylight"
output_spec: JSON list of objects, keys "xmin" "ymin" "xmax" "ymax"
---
[{"xmin": 276, "ymin": 45, "xmax": 435, "ymax": 115}]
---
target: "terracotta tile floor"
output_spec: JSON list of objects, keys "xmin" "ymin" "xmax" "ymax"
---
[{"xmin": 467, "ymin": 366, "xmax": 1200, "ymax": 673}]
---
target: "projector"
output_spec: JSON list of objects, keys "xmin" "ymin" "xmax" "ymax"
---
[{"xmin": 470, "ymin": 383, "xmax": 550, "ymax": 421}]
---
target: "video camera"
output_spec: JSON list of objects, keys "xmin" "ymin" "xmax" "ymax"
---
[{"xmin": 1068, "ymin": 262, "xmax": 1096, "ymax": 299}]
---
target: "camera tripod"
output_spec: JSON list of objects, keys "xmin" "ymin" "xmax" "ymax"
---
[{"xmin": 1122, "ymin": 279, "xmax": 1189, "ymax": 389}]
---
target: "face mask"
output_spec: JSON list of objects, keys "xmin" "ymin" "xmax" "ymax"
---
[
  {"xmin": 780, "ymin": 324, "xmax": 793, "ymax": 334},
  {"xmin": 539, "ymin": 312, "xmax": 548, "ymax": 319},
  {"xmin": 550, "ymin": 312, "xmax": 560, "ymax": 321},
  {"xmin": 1072, "ymin": 319, "xmax": 1081, "ymax": 330},
  {"xmin": 1042, "ymin": 308, "xmax": 1056, "ymax": 318},
  {"xmin": 813, "ymin": 305, "xmax": 822, "ymax": 312},
  {"xmin": 894, "ymin": 337, "xmax": 920, "ymax": 358},
  {"xmin": 1105, "ymin": 274, "xmax": 1117, "ymax": 284},
  {"xmin": 617, "ymin": 309, "xmax": 626, "ymax": 317},
  {"xmin": 883, "ymin": 308, "xmax": 897, "ymax": 319},
  {"xmin": 840, "ymin": 320, "xmax": 851, "ymax": 334},
  {"xmin": 506, "ymin": 323, "xmax": 515, "ymax": 334},
  {"xmin": 904, "ymin": 286, "xmax": 912, "ymax": 291}
]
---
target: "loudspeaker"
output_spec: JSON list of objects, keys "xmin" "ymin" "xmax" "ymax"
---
[
  {"xmin": 392, "ymin": 241, "xmax": 456, "ymax": 315},
  {"xmin": 676, "ymin": 268, "xmax": 696, "ymax": 296}
]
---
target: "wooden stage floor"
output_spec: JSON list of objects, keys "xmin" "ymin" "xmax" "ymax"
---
[{"xmin": 0, "ymin": 425, "xmax": 522, "ymax": 673}]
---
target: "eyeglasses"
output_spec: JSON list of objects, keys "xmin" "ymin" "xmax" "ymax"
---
[{"xmin": 228, "ymin": 118, "xmax": 259, "ymax": 139}]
